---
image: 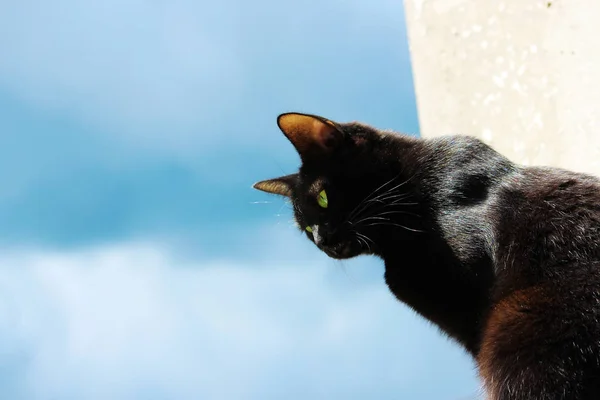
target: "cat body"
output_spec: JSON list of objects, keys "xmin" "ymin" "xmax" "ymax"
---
[{"xmin": 254, "ymin": 113, "xmax": 600, "ymax": 399}]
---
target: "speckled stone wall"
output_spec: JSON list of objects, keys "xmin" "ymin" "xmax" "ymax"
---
[{"xmin": 404, "ymin": 0, "xmax": 600, "ymax": 176}]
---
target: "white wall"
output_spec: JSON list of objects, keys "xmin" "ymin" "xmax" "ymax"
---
[{"xmin": 404, "ymin": 0, "xmax": 600, "ymax": 176}]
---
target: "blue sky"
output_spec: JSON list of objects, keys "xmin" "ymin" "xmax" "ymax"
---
[{"xmin": 0, "ymin": 0, "xmax": 479, "ymax": 399}]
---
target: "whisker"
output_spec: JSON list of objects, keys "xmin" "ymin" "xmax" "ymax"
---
[
  {"xmin": 353, "ymin": 205, "xmax": 421, "ymax": 226},
  {"xmin": 377, "ymin": 210, "xmax": 422, "ymax": 218},
  {"xmin": 348, "ymin": 174, "xmax": 418, "ymax": 223},
  {"xmin": 363, "ymin": 222, "xmax": 425, "ymax": 233},
  {"xmin": 358, "ymin": 232, "xmax": 376, "ymax": 246},
  {"xmin": 335, "ymin": 260, "xmax": 356, "ymax": 283},
  {"xmin": 363, "ymin": 174, "xmax": 405, "ymax": 202},
  {"xmin": 346, "ymin": 174, "xmax": 405, "ymax": 221},
  {"xmin": 359, "ymin": 199, "xmax": 417, "ymax": 212},
  {"xmin": 276, "ymin": 201, "xmax": 290, "ymax": 216},
  {"xmin": 349, "ymin": 198, "xmax": 419, "ymax": 228},
  {"xmin": 374, "ymin": 193, "xmax": 412, "ymax": 203},
  {"xmin": 354, "ymin": 216, "xmax": 391, "ymax": 225},
  {"xmin": 359, "ymin": 195, "xmax": 412, "ymax": 209},
  {"xmin": 388, "ymin": 201, "xmax": 419, "ymax": 207},
  {"xmin": 368, "ymin": 186, "xmax": 412, "ymax": 201},
  {"xmin": 355, "ymin": 236, "xmax": 369, "ymax": 252},
  {"xmin": 355, "ymin": 232, "xmax": 375, "ymax": 253},
  {"xmin": 358, "ymin": 181, "xmax": 412, "ymax": 207}
]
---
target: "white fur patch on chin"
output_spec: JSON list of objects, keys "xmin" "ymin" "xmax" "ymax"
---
[{"xmin": 312, "ymin": 225, "xmax": 321, "ymax": 246}]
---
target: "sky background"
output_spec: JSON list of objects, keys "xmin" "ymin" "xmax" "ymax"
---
[{"xmin": 0, "ymin": 0, "xmax": 480, "ymax": 399}]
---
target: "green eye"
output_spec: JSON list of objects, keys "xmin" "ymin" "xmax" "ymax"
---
[
  {"xmin": 305, "ymin": 226, "xmax": 313, "ymax": 233},
  {"xmin": 317, "ymin": 190, "xmax": 328, "ymax": 209}
]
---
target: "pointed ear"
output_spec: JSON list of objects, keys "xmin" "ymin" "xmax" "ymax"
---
[
  {"xmin": 252, "ymin": 174, "xmax": 298, "ymax": 197},
  {"xmin": 277, "ymin": 113, "xmax": 344, "ymax": 159}
]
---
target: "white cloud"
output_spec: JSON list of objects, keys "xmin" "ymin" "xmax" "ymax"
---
[{"xmin": 0, "ymin": 241, "xmax": 478, "ymax": 399}]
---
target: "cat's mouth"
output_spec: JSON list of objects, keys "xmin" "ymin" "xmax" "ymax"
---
[{"xmin": 320, "ymin": 242, "xmax": 360, "ymax": 259}]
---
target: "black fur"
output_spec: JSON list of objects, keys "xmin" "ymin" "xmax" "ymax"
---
[{"xmin": 254, "ymin": 113, "xmax": 600, "ymax": 400}]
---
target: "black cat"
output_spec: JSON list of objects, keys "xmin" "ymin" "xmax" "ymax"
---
[{"xmin": 253, "ymin": 112, "xmax": 600, "ymax": 400}]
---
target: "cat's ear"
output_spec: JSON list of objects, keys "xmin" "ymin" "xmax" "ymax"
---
[
  {"xmin": 277, "ymin": 113, "xmax": 344, "ymax": 160},
  {"xmin": 252, "ymin": 173, "xmax": 298, "ymax": 197}
]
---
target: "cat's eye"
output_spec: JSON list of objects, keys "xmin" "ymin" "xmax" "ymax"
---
[
  {"xmin": 317, "ymin": 190, "xmax": 328, "ymax": 208},
  {"xmin": 305, "ymin": 226, "xmax": 313, "ymax": 233}
]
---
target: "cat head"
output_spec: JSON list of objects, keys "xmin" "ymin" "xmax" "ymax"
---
[{"xmin": 254, "ymin": 112, "xmax": 419, "ymax": 259}]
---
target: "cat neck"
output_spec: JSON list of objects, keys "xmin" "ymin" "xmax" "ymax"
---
[
  {"xmin": 369, "ymin": 135, "xmax": 513, "ymax": 354},
  {"xmin": 379, "ymin": 235, "xmax": 494, "ymax": 354}
]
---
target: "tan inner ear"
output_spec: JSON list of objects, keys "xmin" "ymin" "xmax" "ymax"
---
[
  {"xmin": 253, "ymin": 180, "xmax": 292, "ymax": 197},
  {"xmin": 278, "ymin": 113, "xmax": 338, "ymax": 153}
]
